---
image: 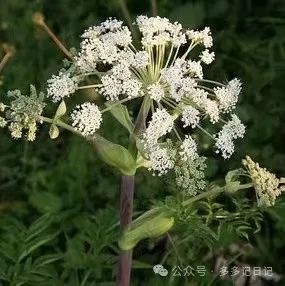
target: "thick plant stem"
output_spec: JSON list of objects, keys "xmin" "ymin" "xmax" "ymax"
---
[{"xmin": 117, "ymin": 175, "xmax": 135, "ymax": 286}]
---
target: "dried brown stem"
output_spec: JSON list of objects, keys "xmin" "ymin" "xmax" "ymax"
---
[
  {"xmin": 0, "ymin": 44, "xmax": 15, "ymax": 73},
  {"xmin": 33, "ymin": 12, "xmax": 73, "ymax": 61},
  {"xmin": 150, "ymin": 0, "xmax": 158, "ymax": 16}
]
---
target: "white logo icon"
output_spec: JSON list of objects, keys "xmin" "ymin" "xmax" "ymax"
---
[{"xmin": 153, "ymin": 264, "xmax": 169, "ymax": 276}]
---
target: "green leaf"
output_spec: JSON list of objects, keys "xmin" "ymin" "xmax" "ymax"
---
[
  {"xmin": 19, "ymin": 232, "xmax": 59, "ymax": 262},
  {"xmin": 105, "ymin": 102, "xmax": 134, "ymax": 134},
  {"xmin": 25, "ymin": 214, "xmax": 54, "ymax": 243},
  {"xmin": 90, "ymin": 135, "xmax": 136, "ymax": 176},
  {"xmin": 29, "ymin": 191, "xmax": 62, "ymax": 213},
  {"xmin": 34, "ymin": 254, "xmax": 63, "ymax": 268}
]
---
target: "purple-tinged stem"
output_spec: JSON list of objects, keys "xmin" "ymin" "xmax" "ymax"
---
[{"xmin": 117, "ymin": 175, "xmax": 135, "ymax": 286}]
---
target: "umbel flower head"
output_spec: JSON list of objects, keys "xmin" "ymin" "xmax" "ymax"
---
[
  {"xmin": 41, "ymin": 16, "xmax": 245, "ymax": 184},
  {"xmin": 243, "ymin": 156, "xmax": 285, "ymax": 207},
  {"xmin": 0, "ymin": 85, "xmax": 45, "ymax": 141}
]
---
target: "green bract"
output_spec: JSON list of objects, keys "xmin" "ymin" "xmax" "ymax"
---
[{"xmin": 90, "ymin": 135, "xmax": 137, "ymax": 176}]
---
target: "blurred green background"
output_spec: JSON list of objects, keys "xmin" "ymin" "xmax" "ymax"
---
[{"xmin": 0, "ymin": 0, "xmax": 285, "ymax": 285}]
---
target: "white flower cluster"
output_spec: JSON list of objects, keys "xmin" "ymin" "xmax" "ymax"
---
[
  {"xmin": 215, "ymin": 115, "xmax": 246, "ymax": 159},
  {"xmin": 147, "ymin": 83, "xmax": 165, "ymax": 102},
  {"xmin": 214, "ymin": 79, "xmax": 242, "ymax": 113},
  {"xmin": 148, "ymin": 147, "xmax": 175, "ymax": 176},
  {"xmin": 136, "ymin": 15, "xmax": 186, "ymax": 46},
  {"xmin": 186, "ymin": 27, "xmax": 213, "ymax": 48},
  {"xmin": 200, "ymin": 49, "xmax": 215, "ymax": 64},
  {"xmin": 47, "ymin": 72, "xmax": 78, "ymax": 102},
  {"xmin": 144, "ymin": 108, "xmax": 174, "ymax": 148},
  {"xmin": 100, "ymin": 67, "xmax": 143, "ymax": 101},
  {"xmin": 175, "ymin": 156, "xmax": 207, "ymax": 196},
  {"xmin": 143, "ymin": 109, "xmax": 175, "ymax": 175},
  {"xmin": 181, "ymin": 106, "xmax": 200, "ymax": 128},
  {"xmin": 76, "ymin": 18, "xmax": 132, "ymax": 70},
  {"xmin": 179, "ymin": 135, "xmax": 198, "ymax": 161},
  {"xmin": 71, "ymin": 103, "xmax": 102, "ymax": 136},
  {"xmin": 44, "ymin": 15, "xmax": 245, "ymax": 177}
]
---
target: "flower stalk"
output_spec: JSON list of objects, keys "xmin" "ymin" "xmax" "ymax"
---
[{"xmin": 117, "ymin": 92, "xmax": 151, "ymax": 285}]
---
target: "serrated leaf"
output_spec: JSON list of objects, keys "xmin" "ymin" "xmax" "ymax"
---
[{"xmin": 105, "ymin": 102, "xmax": 134, "ymax": 134}]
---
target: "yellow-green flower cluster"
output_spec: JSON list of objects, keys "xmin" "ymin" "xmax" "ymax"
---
[
  {"xmin": 243, "ymin": 156, "xmax": 285, "ymax": 207},
  {"xmin": 0, "ymin": 85, "xmax": 45, "ymax": 141}
]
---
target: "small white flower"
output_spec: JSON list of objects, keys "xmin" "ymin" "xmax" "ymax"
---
[
  {"xmin": 181, "ymin": 106, "xmax": 200, "ymax": 128},
  {"xmin": 47, "ymin": 72, "xmax": 77, "ymax": 102},
  {"xmin": 186, "ymin": 60, "xmax": 203, "ymax": 79},
  {"xmin": 200, "ymin": 49, "xmax": 215, "ymax": 64},
  {"xmin": 75, "ymin": 39, "xmax": 99, "ymax": 72},
  {"xmin": 100, "ymin": 74, "xmax": 122, "ymax": 101},
  {"xmin": 161, "ymin": 64, "xmax": 183, "ymax": 87},
  {"xmin": 82, "ymin": 18, "xmax": 123, "ymax": 37},
  {"xmin": 71, "ymin": 102, "xmax": 102, "ymax": 136},
  {"xmin": 95, "ymin": 40, "xmax": 120, "ymax": 64},
  {"xmin": 204, "ymin": 99, "xmax": 220, "ymax": 123},
  {"xmin": 133, "ymin": 51, "xmax": 150, "ymax": 69},
  {"xmin": 180, "ymin": 135, "xmax": 198, "ymax": 161},
  {"xmin": 122, "ymin": 79, "xmax": 143, "ymax": 99},
  {"xmin": 188, "ymin": 89, "xmax": 220, "ymax": 123},
  {"xmin": 111, "ymin": 63, "xmax": 132, "ymax": 80},
  {"xmin": 179, "ymin": 77, "xmax": 197, "ymax": 94},
  {"xmin": 171, "ymin": 24, "xmax": 187, "ymax": 46},
  {"xmin": 100, "ymin": 18, "xmax": 124, "ymax": 33},
  {"xmin": 148, "ymin": 83, "xmax": 165, "ymax": 102},
  {"xmin": 101, "ymin": 26, "xmax": 132, "ymax": 47},
  {"xmin": 0, "ymin": 103, "xmax": 6, "ymax": 112},
  {"xmin": 0, "ymin": 117, "xmax": 7, "ymax": 128}
]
